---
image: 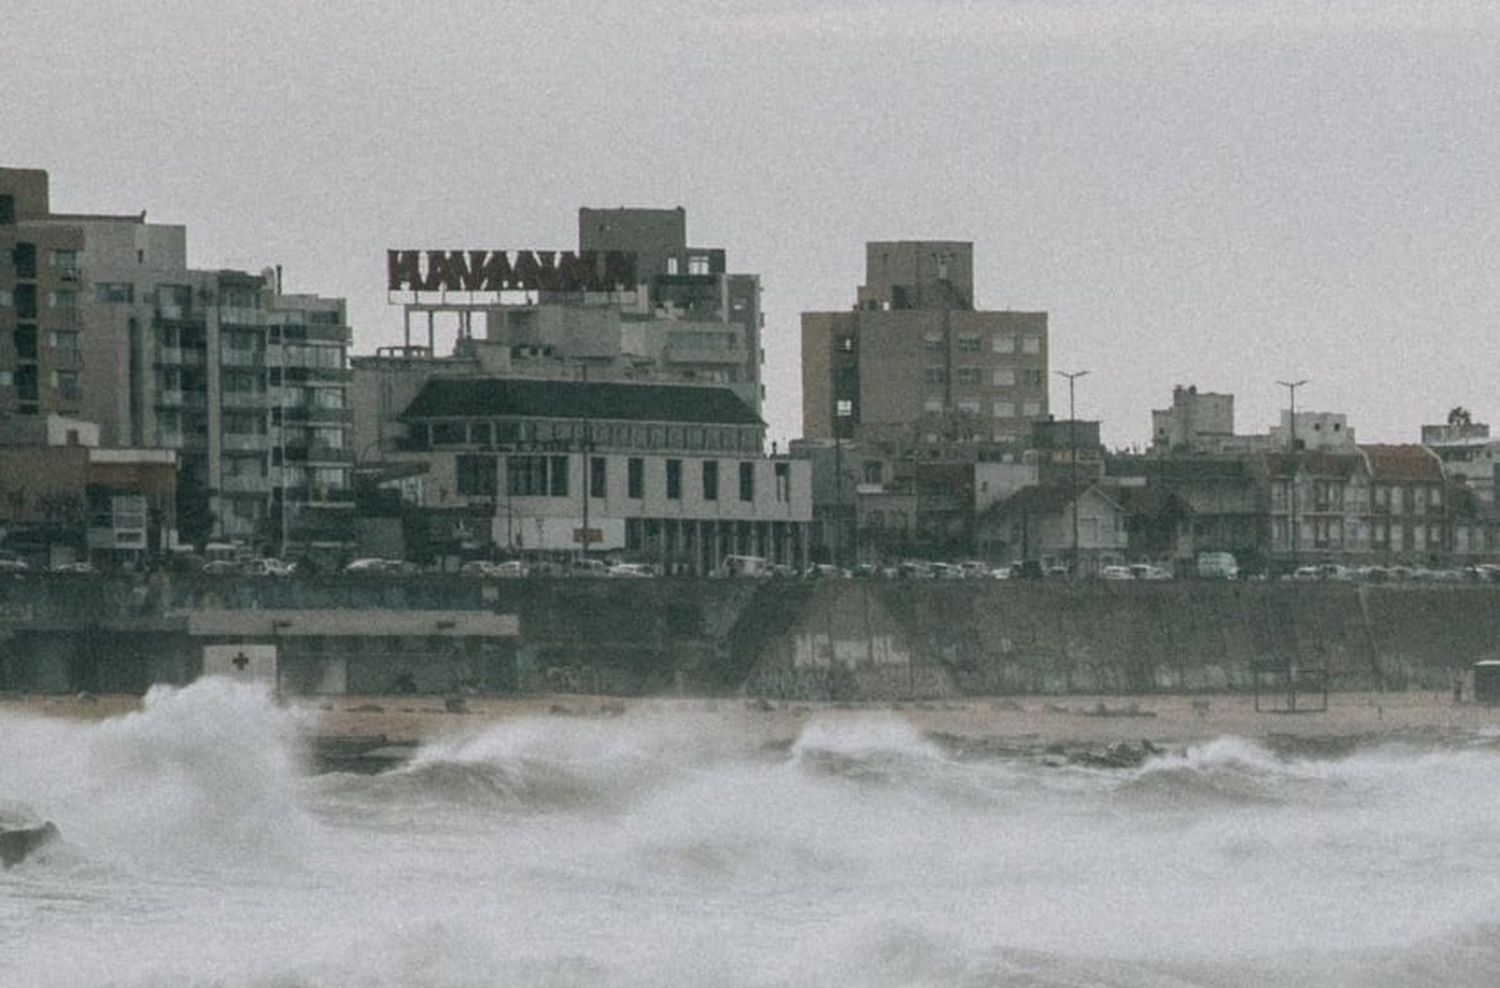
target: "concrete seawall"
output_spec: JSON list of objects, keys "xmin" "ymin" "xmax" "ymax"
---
[{"xmin": 1, "ymin": 575, "xmax": 1497, "ymax": 698}]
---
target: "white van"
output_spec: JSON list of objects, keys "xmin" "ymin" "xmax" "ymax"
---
[
  {"xmin": 719, "ymin": 555, "xmax": 771, "ymax": 578},
  {"xmin": 1197, "ymin": 552, "xmax": 1239, "ymax": 580}
]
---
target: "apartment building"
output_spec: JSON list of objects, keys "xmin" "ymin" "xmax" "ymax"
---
[
  {"xmin": 0, "ymin": 169, "xmax": 85, "ymax": 433},
  {"xmin": 801, "ymin": 241, "xmax": 1048, "ymax": 449},
  {"xmin": 2, "ymin": 168, "xmax": 353, "ymax": 552}
]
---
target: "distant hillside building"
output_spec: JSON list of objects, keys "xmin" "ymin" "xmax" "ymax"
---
[{"xmin": 801, "ymin": 241, "xmax": 1048, "ymax": 450}]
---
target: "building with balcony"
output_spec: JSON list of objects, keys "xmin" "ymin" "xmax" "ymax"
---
[
  {"xmin": 3, "ymin": 168, "xmax": 353, "ymax": 552},
  {"xmin": 801, "ymin": 241, "xmax": 1049, "ymax": 451},
  {"xmin": 0, "ymin": 169, "xmax": 86, "ymax": 434}
]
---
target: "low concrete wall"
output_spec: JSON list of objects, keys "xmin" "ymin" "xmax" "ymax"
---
[{"xmin": 2, "ymin": 574, "xmax": 1499, "ymax": 698}]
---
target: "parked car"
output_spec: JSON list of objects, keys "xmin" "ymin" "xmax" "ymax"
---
[
  {"xmin": 606, "ymin": 563, "xmax": 655, "ymax": 578},
  {"xmin": 0, "ymin": 553, "xmax": 31, "ymax": 575},
  {"xmin": 1197, "ymin": 552, "xmax": 1239, "ymax": 580},
  {"xmin": 50, "ymin": 561, "xmax": 96, "ymax": 575},
  {"xmin": 246, "ymin": 558, "xmax": 296, "ymax": 578},
  {"xmin": 343, "ymin": 557, "xmax": 405, "ymax": 574},
  {"xmin": 1100, "ymin": 565, "xmax": 1135, "ymax": 581},
  {"xmin": 1129, "ymin": 563, "xmax": 1172, "ymax": 581}
]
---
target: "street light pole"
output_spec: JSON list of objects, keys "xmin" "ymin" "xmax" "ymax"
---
[
  {"xmin": 1055, "ymin": 369, "xmax": 1089, "ymax": 577},
  {"xmin": 1277, "ymin": 379, "xmax": 1308, "ymax": 570}
]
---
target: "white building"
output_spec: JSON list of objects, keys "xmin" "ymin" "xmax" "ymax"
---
[{"xmin": 389, "ymin": 377, "xmax": 811, "ymax": 572}]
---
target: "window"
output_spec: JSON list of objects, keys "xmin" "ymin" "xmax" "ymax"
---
[
  {"xmin": 924, "ymin": 367, "xmax": 946, "ymax": 384},
  {"xmin": 548, "ymin": 455, "xmax": 569, "ymax": 496},
  {"xmin": 456, "ymin": 454, "xmax": 497, "ymax": 496},
  {"xmin": 50, "ymin": 330, "xmax": 80, "ymax": 360},
  {"xmin": 992, "ymin": 368, "xmax": 1015, "ymax": 387},
  {"xmin": 702, "ymin": 460, "xmax": 719, "ymax": 501},
  {"xmin": 1025, "ymin": 368, "xmax": 1044, "ymax": 386},
  {"xmin": 13, "ymin": 243, "xmax": 36, "ymax": 279},
  {"xmin": 469, "ymin": 422, "xmax": 492, "ymax": 446},
  {"xmin": 957, "ymin": 399, "xmax": 982, "ymax": 415},
  {"xmin": 590, "ymin": 456, "xmax": 606, "ymax": 498},
  {"xmin": 922, "ymin": 333, "xmax": 943, "ymax": 351},
  {"xmin": 836, "ymin": 336, "xmax": 855, "ymax": 353},
  {"xmin": 955, "ymin": 367, "xmax": 981, "ymax": 386},
  {"xmin": 739, "ymin": 461, "xmax": 755, "ymax": 501},
  {"xmin": 0, "ymin": 195, "xmax": 13, "ymax": 225},
  {"xmin": 0, "ymin": 289, "xmax": 9, "ymax": 308},
  {"xmin": 53, "ymin": 370, "xmax": 81, "ymax": 402},
  {"xmin": 836, "ymin": 398, "xmax": 853, "ymax": 418},
  {"xmin": 957, "ymin": 335, "xmax": 981, "ymax": 352},
  {"xmin": 1022, "ymin": 401, "xmax": 1042, "ymax": 417},
  {"xmin": 863, "ymin": 460, "xmax": 883, "ymax": 484},
  {"xmin": 14, "ymin": 284, "xmax": 36, "ymax": 318},
  {"xmin": 993, "ymin": 400, "xmax": 1015, "ymax": 418},
  {"xmin": 14, "ymin": 326, "xmax": 37, "ymax": 360},
  {"xmin": 992, "ymin": 334, "xmax": 1014, "ymax": 353},
  {"xmin": 507, "ymin": 455, "xmax": 549, "ymax": 496},
  {"xmin": 775, "ymin": 462, "xmax": 791, "ymax": 502},
  {"xmin": 1022, "ymin": 337, "xmax": 1041, "ymax": 354},
  {"xmin": 0, "ymin": 371, "xmax": 11, "ymax": 386},
  {"xmin": 666, "ymin": 459, "xmax": 682, "ymax": 500},
  {"xmin": 924, "ymin": 398, "xmax": 944, "ymax": 414},
  {"xmin": 53, "ymin": 250, "xmax": 79, "ymax": 282},
  {"xmin": 628, "ymin": 457, "xmax": 644, "ymax": 498}
]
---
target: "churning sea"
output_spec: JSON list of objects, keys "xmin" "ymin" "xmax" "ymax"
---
[{"xmin": 2, "ymin": 678, "xmax": 1499, "ymax": 987}]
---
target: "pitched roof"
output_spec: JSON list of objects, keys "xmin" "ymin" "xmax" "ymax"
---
[
  {"xmin": 401, "ymin": 377, "xmax": 762, "ymax": 426},
  {"xmin": 1263, "ymin": 450, "xmax": 1364, "ymax": 479},
  {"xmin": 1360, "ymin": 444, "xmax": 1443, "ymax": 482},
  {"xmin": 991, "ymin": 483, "xmax": 1123, "ymax": 517}
]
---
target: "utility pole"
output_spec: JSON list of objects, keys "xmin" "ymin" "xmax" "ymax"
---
[
  {"xmin": 1056, "ymin": 369, "xmax": 1089, "ymax": 577},
  {"xmin": 1277, "ymin": 379, "xmax": 1308, "ymax": 571}
]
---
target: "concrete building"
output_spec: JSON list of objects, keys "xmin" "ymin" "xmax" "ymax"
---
[
  {"xmin": 375, "ymin": 207, "xmax": 764, "ymax": 420},
  {"xmin": 1268, "ymin": 410, "xmax": 1356, "ymax": 452},
  {"xmin": 0, "ymin": 169, "xmax": 85, "ymax": 434},
  {"xmin": 3, "ymin": 169, "xmax": 354, "ymax": 552},
  {"xmin": 1421, "ymin": 413, "xmax": 1499, "ymax": 506},
  {"xmin": 386, "ymin": 377, "xmax": 811, "ymax": 573},
  {"xmin": 801, "ymin": 241, "xmax": 1048, "ymax": 450},
  {"xmin": 1151, "ymin": 385, "xmax": 1235, "ymax": 453}
]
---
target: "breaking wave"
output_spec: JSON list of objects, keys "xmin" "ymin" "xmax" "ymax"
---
[{"xmin": 7, "ymin": 693, "xmax": 1500, "ymax": 985}]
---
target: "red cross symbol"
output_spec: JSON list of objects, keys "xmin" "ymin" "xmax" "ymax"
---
[{"xmin": 231, "ymin": 652, "xmax": 250, "ymax": 671}]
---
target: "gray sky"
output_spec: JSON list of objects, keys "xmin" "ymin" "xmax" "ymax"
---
[{"xmin": 7, "ymin": 0, "xmax": 1499, "ymax": 449}]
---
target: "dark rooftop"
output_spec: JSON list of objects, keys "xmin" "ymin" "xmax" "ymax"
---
[{"xmin": 401, "ymin": 377, "xmax": 762, "ymax": 426}]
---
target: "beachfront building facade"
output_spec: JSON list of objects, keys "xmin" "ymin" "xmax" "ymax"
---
[{"xmin": 386, "ymin": 377, "xmax": 811, "ymax": 572}]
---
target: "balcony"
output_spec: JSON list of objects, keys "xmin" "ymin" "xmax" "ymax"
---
[
  {"xmin": 220, "ymin": 473, "xmax": 271, "ymax": 494},
  {"xmin": 221, "ymin": 391, "xmax": 268, "ymax": 409},
  {"xmin": 155, "ymin": 346, "xmax": 184, "ymax": 365},
  {"xmin": 155, "ymin": 389, "xmax": 185, "ymax": 408},
  {"xmin": 278, "ymin": 322, "xmax": 350, "ymax": 344},
  {"xmin": 221, "ymin": 348, "xmax": 265, "ymax": 368},
  {"xmin": 222, "ymin": 433, "xmax": 270, "ymax": 452},
  {"xmin": 284, "ymin": 442, "xmax": 355, "ymax": 464},
  {"xmin": 282, "ymin": 403, "xmax": 350, "ymax": 423},
  {"xmin": 283, "ymin": 365, "xmax": 352, "ymax": 383}
]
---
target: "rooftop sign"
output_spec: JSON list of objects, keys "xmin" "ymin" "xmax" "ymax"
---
[{"xmin": 387, "ymin": 249, "xmax": 636, "ymax": 294}]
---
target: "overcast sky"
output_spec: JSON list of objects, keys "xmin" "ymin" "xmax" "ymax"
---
[{"xmin": 7, "ymin": 0, "xmax": 1498, "ymax": 449}]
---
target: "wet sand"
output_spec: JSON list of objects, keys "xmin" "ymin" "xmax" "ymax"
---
[{"xmin": 5, "ymin": 689, "xmax": 1497, "ymax": 749}]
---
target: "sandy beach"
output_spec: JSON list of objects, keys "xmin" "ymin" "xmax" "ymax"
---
[{"xmin": 4, "ymin": 688, "xmax": 1498, "ymax": 750}]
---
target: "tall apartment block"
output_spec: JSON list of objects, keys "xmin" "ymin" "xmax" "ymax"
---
[
  {"xmin": 0, "ymin": 170, "xmax": 85, "ymax": 429},
  {"xmin": 0, "ymin": 168, "xmax": 353, "ymax": 552},
  {"xmin": 801, "ymin": 241, "xmax": 1049, "ymax": 450}
]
